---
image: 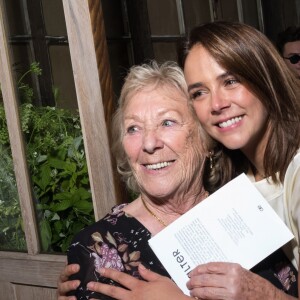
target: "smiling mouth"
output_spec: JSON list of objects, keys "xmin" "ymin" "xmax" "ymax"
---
[
  {"xmin": 145, "ymin": 161, "xmax": 174, "ymax": 170},
  {"xmin": 218, "ymin": 116, "xmax": 242, "ymax": 128}
]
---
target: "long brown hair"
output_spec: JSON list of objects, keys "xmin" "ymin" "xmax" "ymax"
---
[{"xmin": 179, "ymin": 21, "xmax": 300, "ymax": 183}]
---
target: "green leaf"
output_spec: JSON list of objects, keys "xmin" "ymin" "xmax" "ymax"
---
[
  {"xmin": 51, "ymin": 199, "xmax": 72, "ymax": 212},
  {"xmin": 37, "ymin": 154, "xmax": 47, "ymax": 163},
  {"xmin": 51, "ymin": 213, "xmax": 60, "ymax": 221},
  {"xmin": 65, "ymin": 161, "xmax": 77, "ymax": 173},
  {"xmin": 48, "ymin": 157, "xmax": 68, "ymax": 170},
  {"xmin": 61, "ymin": 234, "xmax": 75, "ymax": 252},
  {"xmin": 77, "ymin": 187, "xmax": 92, "ymax": 200},
  {"xmin": 68, "ymin": 136, "xmax": 83, "ymax": 157},
  {"xmin": 53, "ymin": 192, "xmax": 72, "ymax": 201},
  {"xmin": 53, "ymin": 220, "xmax": 63, "ymax": 233},
  {"xmin": 74, "ymin": 200, "xmax": 93, "ymax": 214},
  {"xmin": 40, "ymin": 219, "xmax": 52, "ymax": 251},
  {"xmin": 33, "ymin": 164, "xmax": 52, "ymax": 190}
]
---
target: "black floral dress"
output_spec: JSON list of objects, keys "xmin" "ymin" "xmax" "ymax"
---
[
  {"xmin": 67, "ymin": 204, "xmax": 298, "ymax": 299},
  {"xmin": 67, "ymin": 203, "xmax": 169, "ymax": 299}
]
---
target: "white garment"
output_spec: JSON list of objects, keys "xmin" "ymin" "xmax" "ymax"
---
[{"xmin": 248, "ymin": 152, "xmax": 300, "ymax": 270}]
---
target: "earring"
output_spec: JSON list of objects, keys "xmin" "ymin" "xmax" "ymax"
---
[{"xmin": 208, "ymin": 151, "xmax": 214, "ymax": 170}]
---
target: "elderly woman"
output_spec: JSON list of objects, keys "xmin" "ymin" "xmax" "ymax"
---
[{"xmin": 58, "ymin": 61, "xmax": 218, "ymax": 299}]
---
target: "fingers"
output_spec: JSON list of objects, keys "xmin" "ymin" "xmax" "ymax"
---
[
  {"xmin": 187, "ymin": 262, "xmax": 248, "ymax": 300},
  {"xmin": 87, "ymin": 281, "xmax": 131, "ymax": 300},
  {"xmin": 98, "ymin": 268, "xmax": 140, "ymax": 290},
  {"xmin": 57, "ymin": 264, "xmax": 80, "ymax": 297},
  {"xmin": 57, "ymin": 279, "xmax": 80, "ymax": 296},
  {"xmin": 59, "ymin": 264, "xmax": 80, "ymax": 282},
  {"xmin": 189, "ymin": 262, "xmax": 240, "ymax": 277},
  {"xmin": 138, "ymin": 264, "xmax": 167, "ymax": 282}
]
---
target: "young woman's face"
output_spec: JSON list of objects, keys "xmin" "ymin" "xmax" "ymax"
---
[
  {"xmin": 122, "ymin": 85, "xmax": 204, "ymax": 199},
  {"xmin": 184, "ymin": 45, "xmax": 269, "ymax": 156}
]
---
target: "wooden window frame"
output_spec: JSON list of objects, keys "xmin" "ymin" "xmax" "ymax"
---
[{"xmin": 0, "ymin": 0, "xmax": 118, "ymax": 290}]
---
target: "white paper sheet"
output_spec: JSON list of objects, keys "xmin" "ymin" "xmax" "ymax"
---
[{"xmin": 149, "ymin": 173, "xmax": 294, "ymax": 295}]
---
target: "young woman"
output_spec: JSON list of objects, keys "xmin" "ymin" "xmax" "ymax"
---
[{"xmin": 181, "ymin": 21, "xmax": 300, "ymax": 299}]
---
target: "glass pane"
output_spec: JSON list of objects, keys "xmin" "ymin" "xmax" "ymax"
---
[
  {"xmin": 183, "ymin": 0, "xmax": 212, "ymax": 32},
  {"xmin": 147, "ymin": 0, "xmax": 180, "ymax": 35},
  {"xmin": 4, "ymin": 0, "xmax": 28, "ymax": 35},
  {"xmin": 41, "ymin": 0, "xmax": 67, "ymax": 36},
  {"xmin": 0, "ymin": 107, "xmax": 27, "ymax": 251},
  {"xmin": 107, "ymin": 42, "xmax": 132, "ymax": 99},
  {"xmin": 49, "ymin": 46, "xmax": 77, "ymax": 110},
  {"xmin": 215, "ymin": 0, "xmax": 239, "ymax": 21},
  {"xmin": 153, "ymin": 42, "xmax": 179, "ymax": 63},
  {"xmin": 262, "ymin": 0, "xmax": 300, "ymax": 42},
  {"xmin": 102, "ymin": 0, "xmax": 129, "ymax": 37},
  {"xmin": 3, "ymin": 2, "xmax": 94, "ymax": 254},
  {"xmin": 242, "ymin": 0, "xmax": 259, "ymax": 29}
]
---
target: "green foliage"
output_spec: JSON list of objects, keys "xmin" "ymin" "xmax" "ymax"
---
[
  {"xmin": 0, "ymin": 62, "xmax": 94, "ymax": 252},
  {"xmin": 0, "ymin": 145, "xmax": 26, "ymax": 251}
]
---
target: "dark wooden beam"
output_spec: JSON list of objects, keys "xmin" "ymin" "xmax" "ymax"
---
[
  {"xmin": 26, "ymin": 0, "xmax": 55, "ymax": 106},
  {"xmin": 126, "ymin": 0, "xmax": 154, "ymax": 64}
]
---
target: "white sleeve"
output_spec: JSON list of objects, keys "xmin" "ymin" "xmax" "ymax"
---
[
  {"xmin": 290, "ymin": 167, "xmax": 300, "ymax": 250},
  {"xmin": 284, "ymin": 152, "xmax": 300, "ymax": 269}
]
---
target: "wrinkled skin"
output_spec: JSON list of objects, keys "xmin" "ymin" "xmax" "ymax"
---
[{"xmin": 187, "ymin": 262, "xmax": 296, "ymax": 300}]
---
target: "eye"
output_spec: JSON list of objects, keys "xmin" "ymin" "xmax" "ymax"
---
[
  {"xmin": 224, "ymin": 77, "xmax": 240, "ymax": 87},
  {"xmin": 162, "ymin": 119, "xmax": 176, "ymax": 127},
  {"xmin": 190, "ymin": 90, "xmax": 204, "ymax": 101},
  {"xmin": 126, "ymin": 125, "xmax": 139, "ymax": 134}
]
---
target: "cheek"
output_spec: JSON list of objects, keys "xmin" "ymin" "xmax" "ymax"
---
[
  {"xmin": 192, "ymin": 102, "xmax": 209, "ymax": 125},
  {"xmin": 122, "ymin": 138, "xmax": 140, "ymax": 161},
  {"xmin": 182, "ymin": 136, "xmax": 205, "ymax": 178},
  {"xmin": 181, "ymin": 129, "xmax": 203, "ymax": 156},
  {"xmin": 255, "ymin": 104, "xmax": 268, "ymax": 126}
]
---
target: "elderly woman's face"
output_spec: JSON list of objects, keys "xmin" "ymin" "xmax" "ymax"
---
[{"xmin": 122, "ymin": 85, "xmax": 204, "ymax": 198}]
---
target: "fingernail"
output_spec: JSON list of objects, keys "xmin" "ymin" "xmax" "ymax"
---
[
  {"xmin": 99, "ymin": 268, "xmax": 105, "ymax": 275},
  {"xmin": 87, "ymin": 282, "xmax": 94, "ymax": 289},
  {"xmin": 72, "ymin": 264, "xmax": 80, "ymax": 272},
  {"xmin": 139, "ymin": 263, "xmax": 146, "ymax": 270}
]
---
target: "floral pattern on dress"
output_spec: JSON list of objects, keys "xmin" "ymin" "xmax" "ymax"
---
[
  {"xmin": 87, "ymin": 230, "xmax": 141, "ymax": 275},
  {"xmin": 274, "ymin": 262, "xmax": 297, "ymax": 292}
]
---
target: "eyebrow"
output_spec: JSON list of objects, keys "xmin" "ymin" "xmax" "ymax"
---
[
  {"xmin": 187, "ymin": 82, "xmax": 203, "ymax": 92},
  {"xmin": 187, "ymin": 71, "xmax": 233, "ymax": 92},
  {"xmin": 124, "ymin": 108, "xmax": 181, "ymax": 121},
  {"xmin": 286, "ymin": 52, "xmax": 300, "ymax": 55}
]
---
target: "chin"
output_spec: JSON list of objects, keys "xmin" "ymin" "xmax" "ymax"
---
[{"xmin": 221, "ymin": 140, "xmax": 245, "ymax": 150}]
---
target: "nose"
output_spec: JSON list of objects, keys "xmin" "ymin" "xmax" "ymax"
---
[
  {"xmin": 142, "ymin": 128, "xmax": 164, "ymax": 154},
  {"xmin": 211, "ymin": 91, "xmax": 231, "ymax": 114}
]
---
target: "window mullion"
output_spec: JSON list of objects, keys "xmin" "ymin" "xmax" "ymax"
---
[
  {"xmin": 62, "ymin": 0, "xmax": 118, "ymax": 220},
  {"xmin": 0, "ymin": 0, "xmax": 40, "ymax": 255},
  {"xmin": 256, "ymin": 0, "xmax": 265, "ymax": 33}
]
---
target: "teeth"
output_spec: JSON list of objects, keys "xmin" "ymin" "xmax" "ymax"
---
[
  {"xmin": 146, "ymin": 161, "xmax": 172, "ymax": 170},
  {"xmin": 219, "ymin": 116, "xmax": 242, "ymax": 128}
]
